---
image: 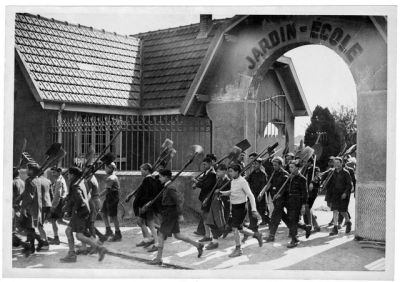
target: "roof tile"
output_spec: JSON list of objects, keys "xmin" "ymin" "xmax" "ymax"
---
[{"xmin": 15, "ymin": 13, "xmax": 140, "ymax": 109}]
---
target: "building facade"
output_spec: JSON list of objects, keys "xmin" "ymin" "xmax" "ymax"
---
[{"xmin": 14, "ymin": 13, "xmax": 309, "ymax": 171}]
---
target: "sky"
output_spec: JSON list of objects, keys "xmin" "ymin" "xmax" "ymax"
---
[{"xmin": 19, "ymin": 8, "xmax": 357, "ymax": 137}]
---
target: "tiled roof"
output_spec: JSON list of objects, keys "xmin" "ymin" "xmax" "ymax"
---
[
  {"xmin": 15, "ymin": 13, "xmax": 231, "ymax": 111},
  {"xmin": 15, "ymin": 13, "xmax": 141, "ymax": 108},
  {"xmin": 136, "ymin": 20, "xmax": 227, "ymax": 109}
]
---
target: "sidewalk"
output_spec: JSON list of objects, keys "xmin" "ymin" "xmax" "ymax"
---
[{"xmin": 12, "ymin": 196, "xmax": 385, "ymax": 271}]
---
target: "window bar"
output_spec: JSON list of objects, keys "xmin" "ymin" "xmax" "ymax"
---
[
  {"xmin": 69, "ymin": 127, "xmax": 72, "ymax": 167},
  {"xmin": 168, "ymin": 118, "xmax": 172, "ymax": 169},
  {"xmin": 262, "ymin": 100, "xmax": 265, "ymax": 136},
  {"xmin": 209, "ymin": 119, "xmax": 213, "ymax": 155},
  {"xmin": 179, "ymin": 120, "xmax": 183, "ymax": 171},
  {"xmin": 260, "ymin": 102, "xmax": 262, "ymax": 136},
  {"xmin": 274, "ymin": 97, "xmax": 276, "ymax": 132},
  {"xmin": 131, "ymin": 117, "xmax": 134, "ymax": 170},
  {"xmin": 147, "ymin": 116, "xmax": 150, "ymax": 165},
  {"xmin": 138, "ymin": 116, "xmax": 141, "ymax": 169},
  {"xmin": 172, "ymin": 120, "xmax": 175, "ymax": 170},
  {"xmin": 141, "ymin": 116, "xmax": 145, "ymax": 167},
  {"xmin": 152, "ymin": 116, "xmax": 156, "ymax": 167},
  {"xmin": 257, "ymin": 101, "xmax": 264, "ymax": 137},
  {"xmin": 263, "ymin": 101, "xmax": 266, "ymax": 137},
  {"xmin": 264, "ymin": 101, "xmax": 267, "ymax": 137},
  {"xmin": 270, "ymin": 99, "xmax": 273, "ymax": 136},
  {"xmin": 178, "ymin": 119, "xmax": 182, "ymax": 170}
]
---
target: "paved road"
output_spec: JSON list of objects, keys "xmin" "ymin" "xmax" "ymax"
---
[{"xmin": 12, "ymin": 195, "xmax": 385, "ymax": 271}]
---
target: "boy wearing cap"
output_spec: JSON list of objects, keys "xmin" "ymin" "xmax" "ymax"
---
[
  {"xmin": 48, "ymin": 167, "xmax": 67, "ymax": 245},
  {"xmin": 61, "ymin": 167, "xmax": 107, "ymax": 263},
  {"xmin": 149, "ymin": 169, "xmax": 204, "ymax": 265},
  {"xmin": 99, "ymin": 162, "xmax": 122, "ymax": 241}
]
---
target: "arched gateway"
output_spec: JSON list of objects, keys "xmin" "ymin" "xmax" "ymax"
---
[{"xmin": 200, "ymin": 15, "xmax": 387, "ymax": 241}]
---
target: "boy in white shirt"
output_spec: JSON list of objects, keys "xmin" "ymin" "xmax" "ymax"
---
[{"xmin": 220, "ymin": 164, "xmax": 263, "ymax": 257}]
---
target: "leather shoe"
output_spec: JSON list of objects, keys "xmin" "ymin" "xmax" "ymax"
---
[
  {"xmin": 148, "ymin": 258, "xmax": 162, "ymax": 265},
  {"xmin": 198, "ymin": 237, "xmax": 212, "ymax": 243},
  {"xmin": 142, "ymin": 239, "xmax": 155, "ymax": 248},
  {"xmin": 147, "ymin": 245, "xmax": 158, "ymax": 252},
  {"xmin": 197, "ymin": 243, "xmax": 204, "ymax": 258},
  {"xmin": 205, "ymin": 242, "xmax": 219, "ymax": 250}
]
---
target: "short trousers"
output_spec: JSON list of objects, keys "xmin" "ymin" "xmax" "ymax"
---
[
  {"xmin": 49, "ymin": 199, "xmax": 65, "ymax": 220},
  {"xmin": 159, "ymin": 207, "xmax": 180, "ymax": 240},
  {"xmin": 231, "ymin": 202, "xmax": 247, "ymax": 230},
  {"xmin": 101, "ymin": 191, "xmax": 119, "ymax": 217},
  {"xmin": 69, "ymin": 215, "xmax": 90, "ymax": 234},
  {"xmin": 42, "ymin": 207, "xmax": 51, "ymax": 222}
]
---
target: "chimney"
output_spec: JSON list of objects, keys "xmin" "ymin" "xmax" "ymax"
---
[{"xmin": 197, "ymin": 14, "xmax": 212, "ymax": 39}]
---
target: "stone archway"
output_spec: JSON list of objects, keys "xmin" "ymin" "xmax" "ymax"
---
[{"xmin": 206, "ymin": 15, "xmax": 387, "ymax": 241}]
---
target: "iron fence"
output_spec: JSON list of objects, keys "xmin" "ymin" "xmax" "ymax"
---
[{"xmin": 50, "ymin": 114, "xmax": 212, "ymax": 171}]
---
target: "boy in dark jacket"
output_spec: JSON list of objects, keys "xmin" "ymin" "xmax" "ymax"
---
[
  {"xmin": 279, "ymin": 160, "xmax": 309, "ymax": 248},
  {"xmin": 60, "ymin": 167, "xmax": 107, "ymax": 263},
  {"xmin": 127, "ymin": 163, "xmax": 162, "ymax": 252},
  {"xmin": 192, "ymin": 157, "xmax": 217, "ymax": 242},
  {"xmin": 38, "ymin": 174, "xmax": 52, "ymax": 250},
  {"xmin": 326, "ymin": 157, "xmax": 353, "ymax": 235},
  {"xmin": 204, "ymin": 164, "xmax": 231, "ymax": 250},
  {"xmin": 245, "ymin": 158, "xmax": 267, "ymax": 237},
  {"xmin": 149, "ymin": 169, "xmax": 204, "ymax": 265}
]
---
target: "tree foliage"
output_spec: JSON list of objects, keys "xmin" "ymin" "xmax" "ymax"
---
[
  {"xmin": 331, "ymin": 105, "xmax": 357, "ymax": 146},
  {"xmin": 304, "ymin": 106, "xmax": 347, "ymax": 170}
]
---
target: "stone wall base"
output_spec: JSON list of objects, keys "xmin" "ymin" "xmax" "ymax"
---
[{"xmin": 355, "ymin": 181, "xmax": 386, "ymax": 241}]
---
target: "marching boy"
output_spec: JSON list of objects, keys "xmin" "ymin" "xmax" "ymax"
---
[
  {"xmin": 48, "ymin": 167, "xmax": 67, "ymax": 245},
  {"xmin": 149, "ymin": 169, "xmax": 204, "ymax": 265},
  {"xmin": 18, "ymin": 163, "xmax": 46, "ymax": 256},
  {"xmin": 99, "ymin": 162, "xmax": 122, "ymax": 241},
  {"xmin": 219, "ymin": 164, "xmax": 263, "ymax": 257},
  {"xmin": 127, "ymin": 163, "xmax": 162, "ymax": 252},
  {"xmin": 60, "ymin": 167, "xmax": 107, "ymax": 263},
  {"xmin": 204, "ymin": 163, "xmax": 231, "ymax": 250}
]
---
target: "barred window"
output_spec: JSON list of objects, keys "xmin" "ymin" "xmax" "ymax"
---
[
  {"xmin": 51, "ymin": 114, "xmax": 212, "ymax": 171},
  {"xmin": 258, "ymin": 95, "xmax": 289, "ymax": 138}
]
